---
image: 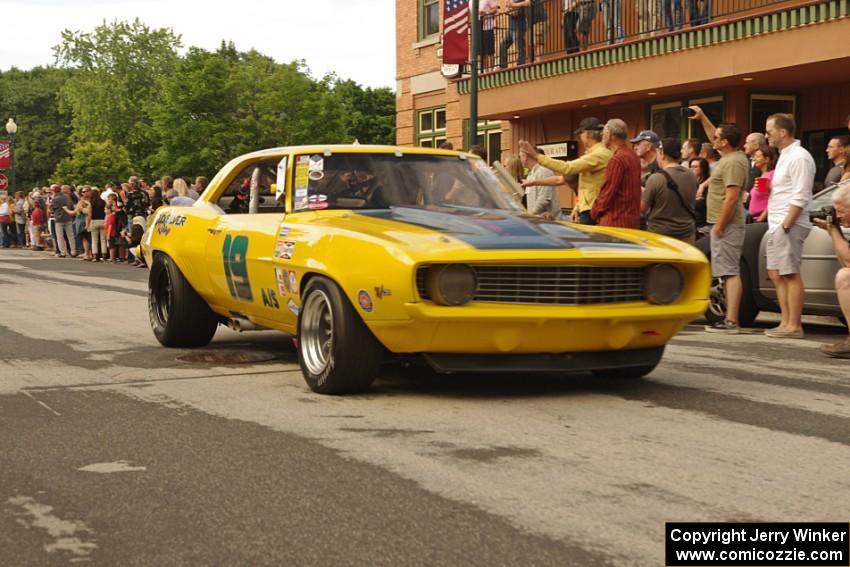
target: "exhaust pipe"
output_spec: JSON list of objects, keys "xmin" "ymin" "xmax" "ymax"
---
[{"xmin": 227, "ymin": 317, "xmax": 267, "ymax": 332}]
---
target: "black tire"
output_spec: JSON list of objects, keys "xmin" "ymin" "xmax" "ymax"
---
[
  {"xmin": 702, "ymin": 258, "xmax": 760, "ymax": 327},
  {"xmin": 297, "ymin": 276, "xmax": 383, "ymax": 394},
  {"xmin": 149, "ymin": 254, "xmax": 219, "ymax": 347}
]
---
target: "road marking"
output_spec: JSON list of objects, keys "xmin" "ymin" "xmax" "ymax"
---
[
  {"xmin": 6, "ymin": 495, "xmax": 97, "ymax": 560},
  {"xmin": 20, "ymin": 390, "xmax": 62, "ymax": 416},
  {"xmin": 77, "ymin": 461, "xmax": 147, "ymax": 474},
  {"xmin": 22, "ymin": 368, "xmax": 302, "ymax": 392}
]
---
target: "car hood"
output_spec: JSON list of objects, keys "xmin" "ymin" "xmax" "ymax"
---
[{"xmin": 353, "ymin": 206, "xmax": 648, "ymax": 251}]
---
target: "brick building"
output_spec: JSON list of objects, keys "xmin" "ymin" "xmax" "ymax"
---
[{"xmin": 396, "ymin": 0, "xmax": 850, "ymax": 197}]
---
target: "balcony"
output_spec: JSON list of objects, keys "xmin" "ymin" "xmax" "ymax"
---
[{"xmin": 458, "ymin": 0, "xmax": 848, "ymax": 94}]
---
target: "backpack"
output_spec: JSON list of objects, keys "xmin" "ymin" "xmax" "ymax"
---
[{"xmin": 657, "ymin": 170, "xmax": 696, "ymax": 221}]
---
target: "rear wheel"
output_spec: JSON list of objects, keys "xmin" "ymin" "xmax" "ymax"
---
[
  {"xmin": 297, "ymin": 276, "xmax": 383, "ymax": 394},
  {"xmin": 149, "ymin": 254, "xmax": 219, "ymax": 347}
]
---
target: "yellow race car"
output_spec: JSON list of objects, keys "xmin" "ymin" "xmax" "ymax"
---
[{"xmin": 142, "ymin": 145, "xmax": 710, "ymax": 394}]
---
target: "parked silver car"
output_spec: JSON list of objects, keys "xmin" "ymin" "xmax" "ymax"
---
[{"xmin": 697, "ymin": 185, "xmax": 849, "ymax": 326}]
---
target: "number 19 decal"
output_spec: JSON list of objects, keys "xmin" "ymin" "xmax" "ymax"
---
[{"xmin": 223, "ymin": 234, "xmax": 253, "ymax": 302}]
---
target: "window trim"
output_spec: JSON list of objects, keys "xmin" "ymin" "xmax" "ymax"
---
[
  {"xmin": 418, "ymin": 0, "xmax": 441, "ymax": 41},
  {"xmin": 748, "ymin": 93, "xmax": 797, "ymax": 134},
  {"xmin": 416, "ymin": 106, "xmax": 448, "ymax": 148},
  {"xmin": 647, "ymin": 94, "xmax": 725, "ymax": 141}
]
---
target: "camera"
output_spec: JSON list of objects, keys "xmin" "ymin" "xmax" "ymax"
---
[
  {"xmin": 681, "ymin": 107, "xmax": 697, "ymax": 118},
  {"xmin": 811, "ymin": 205, "xmax": 837, "ymax": 226}
]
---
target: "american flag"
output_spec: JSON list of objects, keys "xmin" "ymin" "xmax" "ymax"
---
[
  {"xmin": 443, "ymin": 0, "xmax": 470, "ymax": 64},
  {"xmin": 0, "ymin": 141, "xmax": 10, "ymax": 170}
]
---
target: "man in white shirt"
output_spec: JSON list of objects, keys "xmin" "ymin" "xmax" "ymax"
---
[
  {"xmin": 520, "ymin": 147, "xmax": 559, "ymax": 219},
  {"xmin": 763, "ymin": 113, "xmax": 815, "ymax": 339}
]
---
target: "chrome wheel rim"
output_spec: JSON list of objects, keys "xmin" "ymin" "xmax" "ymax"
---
[
  {"xmin": 301, "ymin": 290, "xmax": 334, "ymax": 376},
  {"xmin": 153, "ymin": 268, "xmax": 171, "ymax": 325},
  {"xmin": 708, "ymin": 277, "xmax": 726, "ymax": 318}
]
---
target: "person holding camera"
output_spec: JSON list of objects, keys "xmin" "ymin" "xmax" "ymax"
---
[{"xmin": 813, "ymin": 183, "xmax": 850, "ymax": 358}]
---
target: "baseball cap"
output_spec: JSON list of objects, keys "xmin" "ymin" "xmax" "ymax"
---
[
  {"xmin": 573, "ymin": 117, "xmax": 604, "ymax": 134},
  {"xmin": 50, "ymin": 183, "xmax": 60, "ymax": 191},
  {"xmin": 630, "ymin": 130, "xmax": 660, "ymax": 145}
]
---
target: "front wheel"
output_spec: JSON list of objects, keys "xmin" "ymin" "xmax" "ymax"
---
[
  {"xmin": 149, "ymin": 254, "xmax": 219, "ymax": 347},
  {"xmin": 297, "ymin": 276, "xmax": 383, "ymax": 394}
]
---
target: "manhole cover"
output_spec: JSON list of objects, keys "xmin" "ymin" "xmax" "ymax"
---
[{"xmin": 176, "ymin": 351, "xmax": 278, "ymax": 364}]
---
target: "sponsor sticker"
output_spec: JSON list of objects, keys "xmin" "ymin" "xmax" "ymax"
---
[
  {"xmin": 308, "ymin": 155, "xmax": 324, "ymax": 172},
  {"xmin": 278, "ymin": 226, "xmax": 291, "ymax": 238},
  {"xmin": 287, "ymin": 298, "xmax": 300, "ymax": 316},
  {"xmin": 154, "ymin": 213, "xmax": 188, "ymax": 236},
  {"xmin": 374, "ymin": 285, "xmax": 392, "ymax": 299},
  {"xmin": 287, "ymin": 270, "xmax": 299, "ymax": 295},
  {"xmin": 357, "ymin": 289, "xmax": 373, "ymax": 313},
  {"xmin": 308, "ymin": 194, "xmax": 329, "ymax": 210},
  {"xmin": 275, "ymin": 266, "xmax": 289, "ymax": 295},
  {"xmin": 281, "ymin": 240, "xmax": 296, "ymax": 260}
]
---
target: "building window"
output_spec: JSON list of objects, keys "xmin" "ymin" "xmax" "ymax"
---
[
  {"xmin": 419, "ymin": 0, "xmax": 440, "ymax": 41},
  {"xmin": 417, "ymin": 107, "xmax": 447, "ymax": 147},
  {"xmin": 650, "ymin": 101, "xmax": 683, "ymax": 141},
  {"xmin": 688, "ymin": 96, "xmax": 724, "ymax": 143},
  {"xmin": 649, "ymin": 95, "xmax": 724, "ymax": 142},
  {"xmin": 750, "ymin": 94, "xmax": 796, "ymax": 135},
  {"xmin": 463, "ymin": 120, "xmax": 502, "ymax": 165}
]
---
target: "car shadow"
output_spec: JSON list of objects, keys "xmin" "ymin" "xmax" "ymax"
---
[{"xmin": 371, "ymin": 363, "xmax": 656, "ymax": 401}]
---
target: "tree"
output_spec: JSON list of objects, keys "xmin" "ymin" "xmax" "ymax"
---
[
  {"xmin": 53, "ymin": 19, "xmax": 182, "ymax": 173},
  {"xmin": 148, "ymin": 48, "xmax": 351, "ymax": 178},
  {"xmin": 332, "ymin": 79, "xmax": 396, "ymax": 145},
  {"xmin": 52, "ymin": 141, "xmax": 133, "ymax": 185},
  {"xmin": 0, "ymin": 66, "xmax": 72, "ymax": 188}
]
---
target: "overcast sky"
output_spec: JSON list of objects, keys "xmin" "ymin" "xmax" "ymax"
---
[{"xmin": 0, "ymin": 0, "xmax": 397, "ymax": 89}]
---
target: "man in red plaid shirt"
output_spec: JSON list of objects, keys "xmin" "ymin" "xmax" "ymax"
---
[{"xmin": 591, "ymin": 119, "xmax": 642, "ymax": 228}]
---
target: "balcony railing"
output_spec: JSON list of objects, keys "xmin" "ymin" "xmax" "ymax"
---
[{"xmin": 476, "ymin": 0, "xmax": 808, "ymax": 71}]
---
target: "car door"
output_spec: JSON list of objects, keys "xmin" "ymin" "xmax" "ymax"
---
[{"xmin": 204, "ymin": 156, "xmax": 290, "ymax": 325}]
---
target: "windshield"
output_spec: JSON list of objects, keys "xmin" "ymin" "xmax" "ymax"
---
[{"xmin": 291, "ymin": 153, "xmax": 523, "ymax": 213}]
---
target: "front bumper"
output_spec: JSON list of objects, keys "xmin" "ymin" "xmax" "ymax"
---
[
  {"xmin": 367, "ymin": 300, "xmax": 707, "ymax": 354},
  {"xmin": 422, "ymin": 346, "xmax": 665, "ymax": 374}
]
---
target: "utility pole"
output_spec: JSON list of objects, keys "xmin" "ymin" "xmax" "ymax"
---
[{"xmin": 468, "ymin": 0, "xmax": 479, "ymax": 149}]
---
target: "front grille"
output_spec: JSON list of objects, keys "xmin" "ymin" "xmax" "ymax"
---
[{"xmin": 417, "ymin": 265, "xmax": 646, "ymax": 305}]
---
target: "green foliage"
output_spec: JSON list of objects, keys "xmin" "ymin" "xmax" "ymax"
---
[
  {"xmin": 54, "ymin": 18, "xmax": 182, "ymax": 173},
  {"xmin": 332, "ymin": 79, "xmax": 396, "ymax": 145},
  {"xmin": 52, "ymin": 141, "xmax": 133, "ymax": 185},
  {"xmin": 0, "ymin": 66, "xmax": 72, "ymax": 188}
]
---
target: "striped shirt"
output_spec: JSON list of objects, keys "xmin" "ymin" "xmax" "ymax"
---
[{"xmin": 591, "ymin": 145, "xmax": 642, "ymax": 229}]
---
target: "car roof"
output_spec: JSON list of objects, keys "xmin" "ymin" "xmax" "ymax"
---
[{"xmin": 237, "ymin": 144, "xmax": 472, "ymax": 161}]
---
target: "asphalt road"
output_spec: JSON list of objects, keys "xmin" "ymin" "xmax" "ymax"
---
[{"xmin": 2, "ymin": 249, "xmax": 849, "ymax": 566}]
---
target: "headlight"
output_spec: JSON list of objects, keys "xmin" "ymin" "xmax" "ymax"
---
[
  {"xmin": 644, "ymin": 264, "xmax": 684, "ymax": 305},
  {"xmin": 426, "ymin": 264, "xmax": 477, "ymax": 306}
]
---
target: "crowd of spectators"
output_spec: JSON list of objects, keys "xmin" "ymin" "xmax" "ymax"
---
[
  {"xmin": 511, "ymin": 111, "xmax": 850, "ymax": 356},
  {"xmin": 0, "ymin": 175, "xmax": 207, "ymax": 267}
]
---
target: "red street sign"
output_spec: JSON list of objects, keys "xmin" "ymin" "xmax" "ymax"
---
[{"xmin": 0, "ymin": 174, "xmax": 8, "ymax": 191}]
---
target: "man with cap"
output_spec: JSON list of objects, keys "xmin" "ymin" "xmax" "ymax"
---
[
  {"xmin": 630, "ymin": 130, "xmax": 660, "ymax": 187},
  {"xmin": 518, "ymin": 117, "xmax": 612, "ymax": 225},
  {"xmin": 51, "ymin": 184, "xmax": 78, "ymax": 258}
]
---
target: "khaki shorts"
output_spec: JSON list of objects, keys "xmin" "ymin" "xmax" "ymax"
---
[
  {"xmin": 709, "ymin": 223, "xmax": 745, "ymax": 278},
  {"xmin": 766, "ymin": 223, "xmax": 810, "ymax": 276}
]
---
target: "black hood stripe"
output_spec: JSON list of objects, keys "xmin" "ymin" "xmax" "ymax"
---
[{"xmin": 355, "ymin": 206, "xmax": 647, "ymax": 251}]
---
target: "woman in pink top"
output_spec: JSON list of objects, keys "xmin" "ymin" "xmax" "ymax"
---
[{"xmin": 748, "ymin": 145, "xmax": 778, "ymax": 223}]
